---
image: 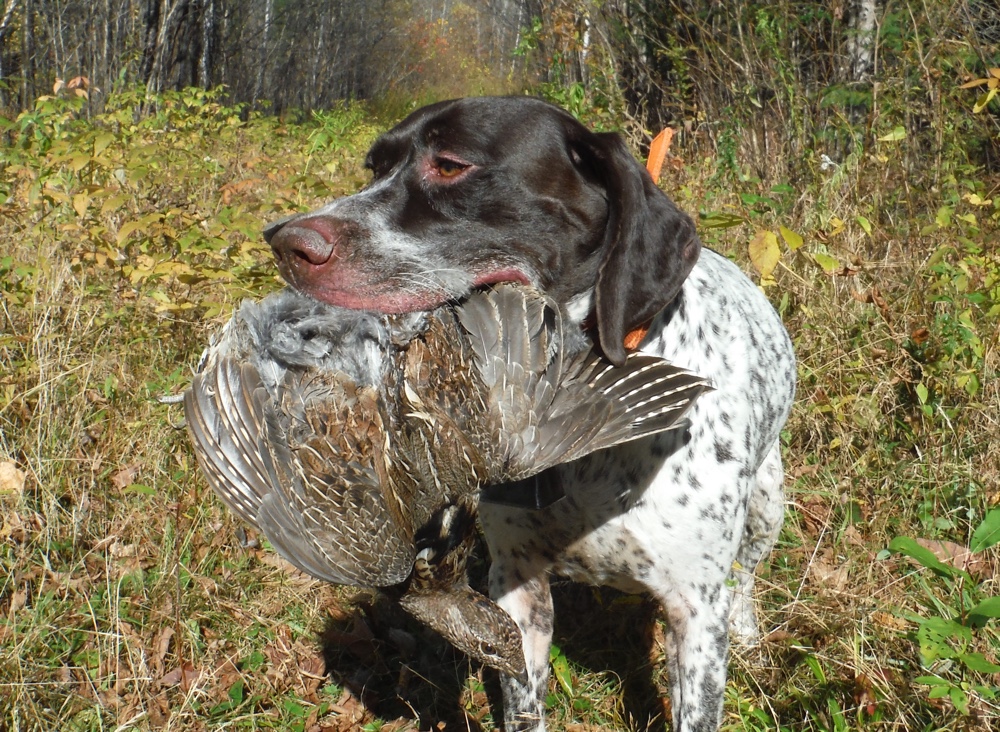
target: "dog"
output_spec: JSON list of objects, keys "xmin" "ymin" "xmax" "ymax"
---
[{"xmin": 264, "ymin": 96, "xmax": 796, "ymax": 732}]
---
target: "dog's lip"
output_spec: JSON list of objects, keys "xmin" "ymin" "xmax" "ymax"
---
[
  {"xmin": 306, "ymin": 287, "xmax": 449, "ymax": 313},
  {"xmin": 472, "ymin": 268, "xmax": 531, "ymax": 288},
  {"xmin": 290, "ymin": 267, "xmax": 532, "ymax": 314}
]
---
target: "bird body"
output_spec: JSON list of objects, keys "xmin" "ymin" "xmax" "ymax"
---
[{"xmin": 185, "ymin": 284, "xmax": 709, "ymax": 676}]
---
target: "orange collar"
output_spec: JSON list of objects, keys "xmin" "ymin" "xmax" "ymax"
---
[
  {"xmin": 581, "ymin": 315, "xmax": 652, "ymax": 353},
  {"xmin": 623, "ymin": 322, "xmax": 650, "ymax": 351}
]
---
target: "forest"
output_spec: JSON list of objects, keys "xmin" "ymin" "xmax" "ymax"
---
[{"xmin": 2, "ymin": 0, "xmax": 1000, "ymax": 730}]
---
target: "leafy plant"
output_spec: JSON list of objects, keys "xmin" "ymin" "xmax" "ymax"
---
[
  {"xmin": 959, "ymin": 67, "xmax": 1000, "ymax": 114},
  {"xmin": 887, "ymin": 509, "xmax": 1000, "ymax": 715}
]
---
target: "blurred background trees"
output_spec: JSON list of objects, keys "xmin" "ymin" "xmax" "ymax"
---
[{"xmin": 0, "ymin": 0, "xmax": 997, "ymax": 172}]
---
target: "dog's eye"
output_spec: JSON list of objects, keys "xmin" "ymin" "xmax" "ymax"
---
[{"xmin": 434, "ymin": 157, "xmax": 469, "ymax": 178}]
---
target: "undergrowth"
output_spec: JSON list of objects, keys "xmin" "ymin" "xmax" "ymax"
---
[{"xmin": 1, "ymin": 77, "xmax": 999, "ymax": 731}]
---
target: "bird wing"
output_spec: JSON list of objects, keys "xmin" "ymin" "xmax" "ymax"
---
[
  {"xmin": 519, "ymin": 350, "xmax": 711, "ymax": 474},
  {"xmin": 184, "ymin": 357, "xmax": 276, "ymax": 526},
  {"xmin": 456, "ymin": 284, "xmax": 713, "ymax": 482},
  {"xmin": 186, "ymin": 357, "xmax": 414, "ymax": 587},
  {"xmin": 455, "ymin": 284, "xmax": 558, "ymax": 469}
]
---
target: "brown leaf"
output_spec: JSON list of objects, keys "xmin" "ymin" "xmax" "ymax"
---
[
  {"xmin": 111, "ymin": 464, "xmax": 140, "ymax": 490},
  {"xmin": 7, "ymin": 588, "xmax": 27, "ymax": 614},
  {"xmin": 808, "ymin": 549, "xmax": 849, "ymax": 592},
  {"xmin": 762, "ymin": 629, "xmax": 797, "ymax": 643},
  {"xmin": 326, "ymin": 688, "xmax": 372, "ymax": 731},
  {"xmin": 851, "ymin": 286, "xmax": 891, "ymax": 321},
  {"xmin": 790, "ymin": 464, "xmax": 821, "ymax": 480},
  {"xmin": 150, "ymin": 627, "xmax": 174, "ymax": 678},
  {"xmin": 914, "ymin": 538, "xmax": 992, "ymax": 578},
  {"xmin": 321, "ymin": 610, "xmax": 379, "ymax": 663},
  {"xmin": 854, "ymin": 673, "xmax": 878, "ymax": 715},
  {"xmin": 159, "ymin": 662, "xmax": 201, "ymax": 688},
  {"xmin": 147, "ymin": 692, "xmax": 171, "ymax": 726},
  {"xmin": 871, "ymin": 611, "xmax": 909, "ymax": 631},
  {"xmin": 0, "ymin": 461, "xmax": 26, "ymax": 495},
  {"xmin": 798, "ymin": 495, "xmax": 833, "ymax": 536}
]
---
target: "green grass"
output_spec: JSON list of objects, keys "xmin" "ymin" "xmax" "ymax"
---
[{"xmin": 1, "ymin": 85, "xmax": 998, "ymax": 731}]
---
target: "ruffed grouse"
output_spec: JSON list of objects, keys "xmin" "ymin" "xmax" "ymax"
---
[{"xmin": 185, "ymin": 284, "xmax": 709, "ymax": 677}]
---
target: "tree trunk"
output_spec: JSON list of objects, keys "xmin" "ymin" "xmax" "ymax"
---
[
  {"xmin": 22, "ymin": 0, "xmax": 32, "ymax": 102},
  {"xmin": 198, "ymin": 0, "xmax": 214, "ymax": 87},
  {"xmin": 846, "ymin": 0, "xmax": 878, "ymax": 80},
  {"xmin": 252, "ymin": 0, "xmax": 271, "ymax": 108}
]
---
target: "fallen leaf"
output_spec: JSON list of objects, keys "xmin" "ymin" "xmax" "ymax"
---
[
  {"xmin": 7, "ymin": 588, "xmax": 27, "ymax": 614},
  {"xmin": 851, "ymin": 286, "xmax": 891, "ymax": 322},
  {"xmin": 159, "ymin": 663, "xmax": 201, "ymax": 688},
  {"xmin": 871, "ymin": 611, "xmax": 909, "ymax": 631},
  {"xmin": 808, "ymin": 549, "xmax": 849, "ymax": 592},
  {"xmin": 0, "ymin": 461, "xmax": 26, "ymax": 495},
  {"xmin": 779, "ymin": 225, "xmax": 804, "ymax": 250},
  {"xmin": 762, "ymin": 629, "xmax": 797, "ymax": 643},
  {"xmin": 915, "ymin": 538, "xmax": 992, "ymax": 578},
  {"xmin": 111, "ymin": 464, "xmax": 140, "ymax": 490},
  {"xmin": 147, "ymin": 692, "xmax": 171, "ymax": 726},
  {"xmin": 813, "ymin": 251, "xmax": 840, "ymax": 273},
  {"xmin": 798, "ymin": 495, "xmax": 833, "ymax": 536},
  {"xmin": 150, "ymin": 626, "xmax": 174, "ymax": 677},
  {"xmin": 854, "ymin": 673, "xmax": 878, "ymax": 715}
]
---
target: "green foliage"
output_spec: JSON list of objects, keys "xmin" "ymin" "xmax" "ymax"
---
[
  {"xmin": 0, "ymin": 85, "xmax": 377, "ymax": 325},
  {"xmin": 887, "ymin": 512, "xmax": 1000, "ymax": 716},
  {"xmin": 0, "ymin": 84, "xmax": 378, "ymax": 732}
]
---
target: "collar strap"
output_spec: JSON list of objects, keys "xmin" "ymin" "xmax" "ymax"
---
[{"xmin": 580, "ymin": 314, "xmax": 652, "ymax": 353}]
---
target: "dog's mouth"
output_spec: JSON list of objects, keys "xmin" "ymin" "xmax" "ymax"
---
[
  {"xmin": 284, "ymin": 266, "xmax": 533, "ymax": 315},
  {"xmin": 471, "ymin": 268, "xmax": 532, "ymax": 290}
]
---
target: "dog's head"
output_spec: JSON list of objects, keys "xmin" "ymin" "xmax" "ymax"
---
[{"xmin": 266, "ymin": 96, "xmax": 699, "ymax": 365}]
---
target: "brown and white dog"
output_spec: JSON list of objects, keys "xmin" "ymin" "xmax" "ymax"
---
[{"xmin": 265, "ymin": 96, "xmax": 795, "ymax": 732}]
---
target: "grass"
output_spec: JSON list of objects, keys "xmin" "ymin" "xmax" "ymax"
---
[{"xmin": 1, "ymin": 83, "xmax": 999, "ymax": 731}]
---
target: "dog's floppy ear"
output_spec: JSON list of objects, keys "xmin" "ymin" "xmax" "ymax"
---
[{"xmin": 574, "ymin": 131, "xmax": 701, "ymax": 366}]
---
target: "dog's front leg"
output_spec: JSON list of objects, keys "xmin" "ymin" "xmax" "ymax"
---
[{"xmin": 489, "ymin": 562, "xmax": 553, "ymax": 732}]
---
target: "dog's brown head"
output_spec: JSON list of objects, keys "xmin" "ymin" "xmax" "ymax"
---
[{"xmin": 265, "ymin": 96, "xmax": 699, "ymax": 365}]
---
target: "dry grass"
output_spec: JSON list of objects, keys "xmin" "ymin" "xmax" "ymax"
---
[{"xmin": 1, "ymin": 85, "xmax": 999, "ymax": 732}]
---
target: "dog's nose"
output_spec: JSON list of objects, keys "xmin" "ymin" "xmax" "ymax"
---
[
  {"xmin": 267, "ymin": 216, "xmax": 339, "ymax": 267},
  {"xmin": 263, "ymin": 213, "xmax": 300, "ymax": 244}
]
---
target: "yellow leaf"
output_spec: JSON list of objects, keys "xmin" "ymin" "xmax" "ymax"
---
[
  {"xmin": 94, "ymin": 132, "xmax": 116, "ymax": 156},
  {"xmin": 813, "ymin": 252, "xmax": 840, "ymax": 273},
  {"xmin": 117, "ymin": 220, "xmax": 144, "ymax": 245},
  {"xmin": 748, "ymin": 230, "xmax": 780, "ymax": 278},
  {"xmin": 72, "ymin": 193, "xmax": 90, "ymax": 218},
  {"xmin": 959, "ymin": 78, "xmax": 990, "ymax": 89},
  {"xmin": 990, "ymin": 68, "xmax": 1000, "ymax": 79},
  {"xmin": 779, "ymin": 225, "xmax": 804, "ymax": 250},
  {"xmin": 973, "ymin": 89, "xmax": 996, "ymax": 114},
  {"xmin": 828, "ymin": 217, "xmax": 845, "ymax": 236},
  {"xmin": 877, "ymin": 126, "xmax": 906, "ymax": 142},
  {"xmin": 101, "ymin": 193, "xmax": 130, "ymax": 215},
  {"xmin": 69, "ymin": 154, "xmax": 91, "ymax": 172},
  {"xmin": 964, "ymin": 193, "xmax": 992, "ymax": 207},
  {"xmin": 936, "ymin": 206, "xmax": 952, "ymax": 228}
]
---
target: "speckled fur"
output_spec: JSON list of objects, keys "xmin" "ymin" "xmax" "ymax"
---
[
  {"xmin": 263, "ymin": 97, "xmax": 796, "ymax": 731},
  {"xmin": 480, "ymin": 249, "xmax": 795, "ymax": 732}
]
